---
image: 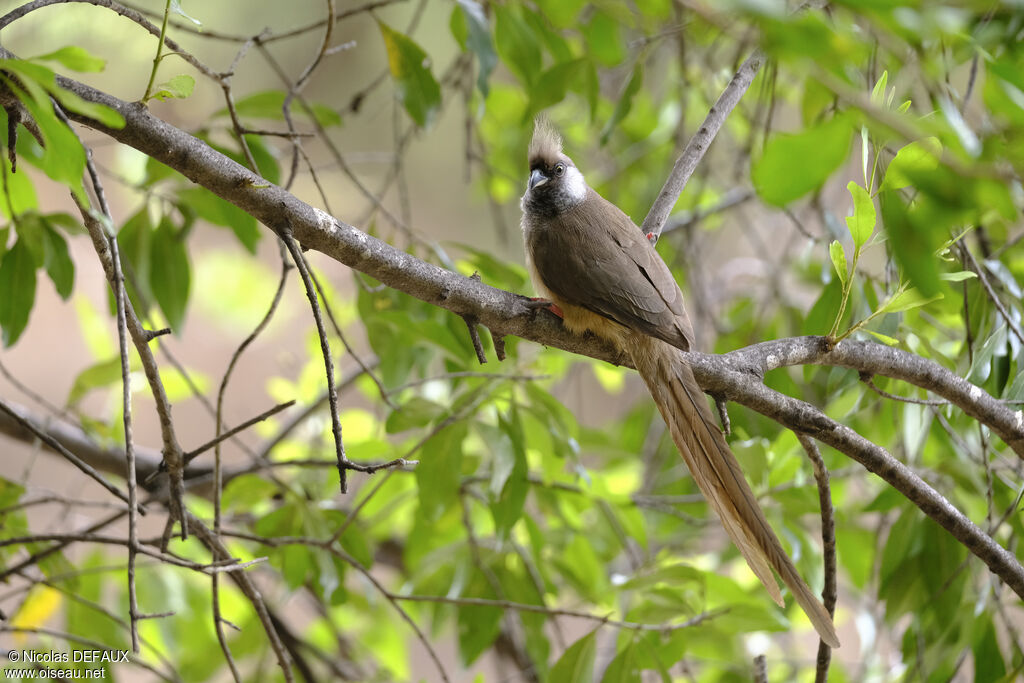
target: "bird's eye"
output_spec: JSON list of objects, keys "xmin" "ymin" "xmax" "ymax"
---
[{"xmin": 554, "ymin": 163, "xmax": 565, "ymax": 177}]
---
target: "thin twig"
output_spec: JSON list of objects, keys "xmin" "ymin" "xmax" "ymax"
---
[
  {"xmin": 798, "ymin": 434, "xmax": 837, "ymax": 682},
  {"xmin": 960, "ymin": 243, "xmax": 1024, "ymax": 348},
  {"xmin": 0, "ymin": 399, "xmax": 136, "ymax": 508},
  {"xmin": 280, "ymin": 226, "xmax": 348, "ymax": 492},
  {"xmin": 257, "ymin": 363, "xmax": 373, "ymax": 460},
  {"xmin": 641, "ymin": 50, "xmax": 764, "ymax": 240},
  {"xmin": 308, "ymin": 268, "xmax": 395, "ymax": 409},
  {"xmin": 862, "ymin": 375, "xmax": 948, "ymax": 406},
  {"xmin": 185, "ymin": 400, "xmax": 296, "ymax": 466}
]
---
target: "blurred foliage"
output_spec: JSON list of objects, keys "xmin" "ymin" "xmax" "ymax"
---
[{"xmin": 2, "ymin": 0, "xmax": 1024, "ymax": 681}]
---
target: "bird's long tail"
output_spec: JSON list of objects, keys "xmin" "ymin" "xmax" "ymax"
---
[{"xmin": 629, "ymin": 336, "xmax": 840, "ymax": 648}]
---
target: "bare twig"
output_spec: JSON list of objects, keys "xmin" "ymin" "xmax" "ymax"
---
[
  {"xmin": 0, "ymin": 0, "xmax": 218, "ymax": 81},
  {"xmin": 185, "ymin": 400, "xmax": 296, "ymax": 466},
  {"xmin": 280, "ymin": 227, "xmax": 349, "ymax": 492},
  {"xmin": 0, "ymin": 398, "xmax": 136, "ymax": 508},
  {"xmin": 959, "ymin": 243, "xmax": 1024, "ymax": 348},
  {"xmin": 862, "ymin": 375, "xmax": 948, "ymax": 406},
  {"xmin": 798, "ymin": 434, "xmax": 837, "ymax": 682},
  {"xmin": 257, "ymin": 363, "xmax": 374, "ymax": 460},
  {"xmin": 641, "ymin": 50, "xmax": 764, "ymax": 240}
]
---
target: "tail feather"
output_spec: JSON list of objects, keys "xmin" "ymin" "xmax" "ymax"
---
[{"xmin": 630, "ymin": 337, "xmax": 840, "ymax": 648}]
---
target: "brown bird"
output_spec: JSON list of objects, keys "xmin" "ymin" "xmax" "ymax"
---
[{"xmin": 520, "ymin": 119, "xmax": 839, "ymax": 648}]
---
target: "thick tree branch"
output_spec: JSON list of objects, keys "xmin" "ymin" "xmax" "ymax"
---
[
  {"xmin": 2, "ymin": 48, "xmax": 1023, "ymax": 602},
  {"xmin": 721, "ymin": 336, "xmax": 1024, "ymax": 458},
  {"xmin": 688, "ymin": 355, "xmax": 1024, "ymax": 598}
]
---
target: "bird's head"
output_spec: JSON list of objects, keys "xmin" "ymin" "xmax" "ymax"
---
[{"xmin": 521, "ymin": 118, "xmax": 587, "ymax": 217}]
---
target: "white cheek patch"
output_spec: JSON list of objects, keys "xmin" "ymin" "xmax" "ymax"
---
[{"xmin": 564, "ymin": 166, "xmax": 587, "ymax": 205}]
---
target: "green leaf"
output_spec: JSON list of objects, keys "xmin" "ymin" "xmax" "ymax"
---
[
  {"xmin": 31, "ymin": 46, "xmax": 106, "ymax": 72},
  {"xmin": 40, "ymin": 220, "xmax": 74, "ymax": 299},
  {"xmin": 601, "ymin": 636, "xmax": 640, "ymax": 683},
  {"xmin": 584, "ymin": 11, "xmax": 625, "ymax": 67},
  {"xmin": 527, "ymin": 59, "xmax": 584, "ymax": 122},
  {"xmin": 457, "ymin": 581, "xmax": 503, "ymax": 665},
  {"xmin": 878, "ymin": 288, "xmax": 942, "ymax": 314},
  {"xmin": 377, "ymin": 21, "xmax": 441, "ymax": 128},
  {"xmin": 867, "ymin": 330, "xmax": 899, "ymax": 345},
  {"xmin": 150, "ymin": 74, "xmax": 195, "ymax": 102},
  {"xmin": 415, "ymin": 422, "xmax": 467, "ymax": 520},
  {"xmin": 973, "ymin": 616, "xmax": 1007, "ymax": 682},
  {"xmin": 149, "ymin": 217, "xmax": 190, "ymax": 331},
  {"xmin": 0, "ymin": 63, "xmax": 88, "ymax": 192},
  {"xmin": 68, "ymin": 357, "xmax": 123, "ymax": 406},
  {"xmin": 881, "ymin": 137, "xmax": 941, "ymax": 191},
  {"xmin": 117, "ymin": 208, "xmax": 154, "ymax": 316},
  {"xmin": 870, "ymin": 70, "xmax": 888, "ymax": 106},
  {"xmin": 752, "ymin": 114, "xmax": 852, "ymax": 206},
  {"xmin": 14, "ymin": 214, "xmax": 46, "ymax": 267},
  {"xmin": 845, "ymin": 181, "xmax": 875, "ymax": 247},
  {"xmin": 802, "ymin": 277, "xmax": 842, "ymax": 336},
  {"xmin": 601, "ymin": 63, "xmax": 643, "ymax": 145},
  {"xmin": 940, "ymin": 270, "xmax": 976, "ymax": 282},
  {"xmin": 0, "ymin": 239, "xmax": 37, "ymax": 346},
  {"xmin": 494, "ymin": 5, "xmax": 542, "ymax": 88},
  {"xmin": 829, "ymin": 240, "xmax": 848, "ymax": 286},
  {"xmin": 487, "ymin": 411, "xmax": 528, "ymax": 538},
  {"xmin": 455, "ymin": 0, "xmax": 497, "ymax": 96},
  {"xmin": 0, "ymin": 156, "xmax": 38, "ymax": 217},
  {"xmin": 879, "ymin": 189, "xmax": 942, "ymax": 296},
  {"xmin": 216, "ymin": 90, "xmax": 341, "ymax": 128},
  {"xmin": 550, "ymin": 630, "xmax": 598, "ymax": 683},
  {"xmin": 176, "ymin": 187, "xmax": 261, "ymax": 253},
  {"xmin": 385, "ymin": 397, "xmax": 445, "ymax": 433},
  {"xmin": 536, "ymin": 0, "xmax": 587, "ymax": 27}
]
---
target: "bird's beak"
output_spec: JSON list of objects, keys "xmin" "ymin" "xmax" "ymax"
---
[{"xmin": 528, "ymin": 168, "xmax": 547, "ymax": 191}]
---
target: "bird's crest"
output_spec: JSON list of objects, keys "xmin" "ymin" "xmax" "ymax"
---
[{"xmin": 528, "ymin": 117, "xmax": 562, "ymax": 164}]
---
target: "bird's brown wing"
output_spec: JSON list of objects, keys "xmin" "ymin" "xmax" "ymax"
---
[{"xmin": 530, "ymin": 189, "xmax": 696, "ymax": 350}]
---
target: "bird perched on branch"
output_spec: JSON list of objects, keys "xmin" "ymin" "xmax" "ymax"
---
[{"xmin": 519, "ymin": 119, "xmax": 839, "ymax": 648}]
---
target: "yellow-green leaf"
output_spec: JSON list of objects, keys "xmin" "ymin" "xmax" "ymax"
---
[
  {"xmin": 830, "ymin": 240, "xmax": 848, "ymax": 286},
  {"xmin": 31, "ymin": 46, "xmax": 105, "ymax": 73},
  {"xmin": 846, "ymin": 181, "xmax": 875, "ymax": 248},
  {"xmin": 881, "ymin": 137, "xmax": 941, "ymax": 191},
  {"xmin": 151, "ymin": 74, "xmax": 195, "ymax": 102},
  {"xmin": 377, "ymin": 21, "xmax": 441, "ymax": 128}
]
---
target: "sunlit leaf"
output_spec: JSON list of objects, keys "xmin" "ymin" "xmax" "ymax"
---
[
  {"xmin": 68, "ymin": 357, "xmax": 123, "ymax": 406},
  {"xmin": 752, "ymin": 114, "xmax": 852, "ymax": 206},
  {"xmin": 31, "ymin": 46, "xmax": 105, "ymax": 72},
  {"xmin": 845, "ymin": 181, "xmax": 875, "ymax": 247},
  {"xmin": 150, "ymin": 74, "xmax": 195, "ymax": 102},
  {"xmin": 550, "ymin": 630, "xmax": 598, "ymax": 683},
  {"xmin": 881, "ymin": 137, "xmax": 941, "ymax": 191},
  {"xmin": 829, "ymin": 240, "xmax": 848, "ymax": 286},
  {"xmin": 378, "ymin": 21, "xmax": 441, "ymax": 127}
]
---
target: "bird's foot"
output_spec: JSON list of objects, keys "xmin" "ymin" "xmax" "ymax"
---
[{"xmin": 525, "ymin": 297, "xmax": 563, "ymax": 319}]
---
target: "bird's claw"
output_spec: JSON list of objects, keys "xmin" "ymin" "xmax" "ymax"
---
[{"xmin": 525, "ymin": 297, "xmax": 564, "ymax": 319}]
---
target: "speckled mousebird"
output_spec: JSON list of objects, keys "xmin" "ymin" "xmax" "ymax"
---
[{"xmin": 519, "ymin": 119, "xmax": 839, "ymax": 648}]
